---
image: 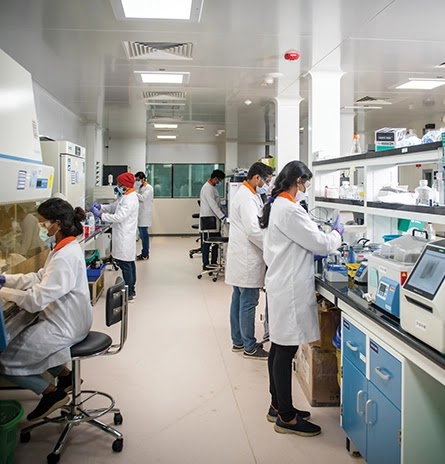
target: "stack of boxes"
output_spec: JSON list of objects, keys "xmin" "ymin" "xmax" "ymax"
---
[{"xmin": 294, "ymin": 296, "xmax": 341, "ymax": 406}]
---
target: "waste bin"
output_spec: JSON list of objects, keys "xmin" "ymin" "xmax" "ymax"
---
[{"xmin": 0, "ymin": 400, "xmax": 24, "ymax": 464}]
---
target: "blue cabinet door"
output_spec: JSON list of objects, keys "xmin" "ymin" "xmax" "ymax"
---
[
  {"xmin": 342, "ymin": 357, "xmax": 368, "ymax": 458},
  {"xmin": 366, "ymin": 382, "xmax": 401, "ymax": 464}
]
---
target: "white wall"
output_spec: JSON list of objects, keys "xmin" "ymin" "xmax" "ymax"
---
[
  {"xmin": 106, "ymin": 138, "xmax": 146, "ymax": 172},
  {"xmin": 238, "ymin": 143, "xmax": 274, "ymax": 169},
  {"xmin": 147, "ymin": 142, "xmax": 223, "ymax": 164}
]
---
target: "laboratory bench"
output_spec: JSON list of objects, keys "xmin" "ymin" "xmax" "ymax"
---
[{"xmin": 315, "ymin": 275, "xmax": 445, "ymax": 464}]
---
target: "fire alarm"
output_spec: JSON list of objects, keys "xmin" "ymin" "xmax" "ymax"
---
[{"xmin": 284, "ymin": 50, "xmax": 300, "ymax": 61}]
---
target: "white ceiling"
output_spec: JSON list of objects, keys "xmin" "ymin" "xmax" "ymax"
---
[{"xmin": 1, "ymin": 0, "xmax": 445, "ymax": 145}]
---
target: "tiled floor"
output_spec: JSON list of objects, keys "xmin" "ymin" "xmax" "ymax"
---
[{"xmin": 4, "ymin": 236, "xmax": 363, "ymax": 464}]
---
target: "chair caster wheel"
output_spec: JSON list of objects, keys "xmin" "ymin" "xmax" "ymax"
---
[
  {"xmin": 112, "ymin": 438, "xmax": 124, "ymax": 452},
  {"xmin": 114, "ymin": 412, "xmax": 123, "ymax": 425},
  {"xmin": 208, "ymin": 272, "xmax": 213, "ymax": 276},
  {"xmin": 47, "ymin": 452, "xmax": 60, "ymax": 464},
  {"xmin": 20, "ymin": 431, "xmax": 31, "ymax": 443},
  {"xmin": 189, "ymin": 253, "xmax": 193, "ymax": 258},
  {"xmin": 212, "ymin": 277, "xmax": 217, "ymax": 282},
  {"xmin": 197, "ymin": 274, "xmax": 202, "ymax": 279}
]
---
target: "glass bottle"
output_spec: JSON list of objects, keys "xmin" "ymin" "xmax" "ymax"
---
[
  {"xmin": 415, "ymin": 179, "xmax": 432, "ymax": 206},
  {"xmin": 425, "ymin": 222, "xmax": 436, "ymax": 241},
  {"xmin": 339, "ymin": 180, "xmax": 350, "ymax": 199},
  {"xmin": 350, "ymin": 134, "xmax": 362, "ymax": 155}
]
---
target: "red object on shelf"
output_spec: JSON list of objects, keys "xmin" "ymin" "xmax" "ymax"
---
[{"xmin": 284, "ymin": 49, "xmax": 301, "ymax": 61}]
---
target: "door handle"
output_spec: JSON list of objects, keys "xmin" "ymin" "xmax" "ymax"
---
[
  {"xmin": 356, "ymin": 390, "xmax": 365, "ymax": 416},
  {"xmin": 365, "ymin": 399, "xmax": 375, "ymax": 425},
  {"xmin": 346, "ymin": 341, "xmax": 359, "ymax": 352},
  {"xmin": 374, "ymin": 367, "xmax": 391, "ymax": 381}
]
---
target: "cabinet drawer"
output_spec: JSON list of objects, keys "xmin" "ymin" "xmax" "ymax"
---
[
  {"xmin": 369, "ymin": 339, "xmax": 401, "ymax": 410},
  {"xmin": 343, "ymin": 318, "xmax": 367, "ymax": 375}
]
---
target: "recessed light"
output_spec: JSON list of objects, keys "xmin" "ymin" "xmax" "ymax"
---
[
  {"xmin": 195, "ymin": 126, "xmax": 205, "ymax": 131},
  {"xmin": 136, "ymin": 72, "xmax": 190, "ymax": 84},
  {"xmin": 216, "ymin": 129, "xmax": 225, "ymax": 133},
  {"xmin": 157, "ymin": 135, "xmax": 177, "ymax": 140},
  {"xmin": 244, "ymin": 100, "xmax": 252, "ymax": 106},
  {"xmin": 121, "ymin": 0, "xmax": 193, "ymax": 20},
  {"xmin": 342, "ymin": 106, "xmax": 383, "ymax": 110},
  {"xmin": 153, "ymin": 123, "xmax": 178, "ymax": 129},
  {"xmin": 396, "ymin": 78, "xmax": 445, "ymax": 90}
]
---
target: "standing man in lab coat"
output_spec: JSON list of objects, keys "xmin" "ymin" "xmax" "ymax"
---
[
  {"xmin": 134, "ymin": 171, "xmax": 153, "ymax": 260},
  {"xmin": 225, "ymin": 162, "xmax": 274, "ymax": 360},
  {"xmin": 199, "ymin": 169, "xmax": 226, "ymax": 270},
  {"xmin": 90, "ymin": 172, "xmax": 139, "ymax": 302}
]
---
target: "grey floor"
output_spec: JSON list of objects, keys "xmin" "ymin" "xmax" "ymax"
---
[{"xmin": 4, "ymin": 236, "xmax": 363, "ymax": 464}]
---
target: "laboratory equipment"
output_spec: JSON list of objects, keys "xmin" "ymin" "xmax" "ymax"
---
[
  {"xmin": 400, "ymin": 239, "xmax": 445, "ymax": 353},
  {"xmin": 375, "ymin": 276, "xmax": 400, "ymax": 318},
  {"xmin": 415, "ymin": 179, "xmax": 432, "ymax": 206},
  {"xmin": 324, "ymin": 264, "xmax": 348, "ymax": 282},
  {"xmin": 350, "ymin": 134, "xmax": 362, "ymax": 155},
  {"xmin": 354, "ymin": 260, "xmax": 368, "ymax": 284},
  {"xmin": 41, "ymin": 141, "xmax": 86, "ymax": 209},
  {"xmin": 226, "ymin": 181, "xmax": 243, "ymax": 218},
  {"xmin": 339, "ymin": 181, "xmax": 350, "ymax": 199}
]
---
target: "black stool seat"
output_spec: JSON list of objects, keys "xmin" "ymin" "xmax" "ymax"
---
[
  {"xmin": 192, "ymin": 213, "xmax": 200, "ymax": 219},
  {"xmin": 71, "ymin": 331, "xmax": 112, "ymax": 357},
  {"xmin": 208, "ymin": 236, "xmax": 229, "ymax": 244},
  {"xmin": 192, "ymin": 224, "xmax": 199, "ymax": 229}
]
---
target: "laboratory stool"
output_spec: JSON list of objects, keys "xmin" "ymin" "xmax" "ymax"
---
[
  {"xmin": 197, "ymin": 216, "xmax": 228, "ymax": 282},
  {"xmin": 189, "ymin": 213, "xmax": 202, "ymax": 259},
  {"xmin": 20, "ymin": 278, "xmax": 129, "ymax": 464}
]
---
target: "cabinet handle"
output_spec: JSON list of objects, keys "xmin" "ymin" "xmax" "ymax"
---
[
  {"xmin": 356, "ymin": 390, "xmax": 365, "ymax": 416},
  {"xmin": 346, "ymin": 341, "xmax": 359, "ymax": 352},
  {"xmin": 365, "ymin": 399, "xmax": 375, "ymax": 425},
  {"xmin": 374, "ymin": 367, "xmax": 391, "ymax": 381}
]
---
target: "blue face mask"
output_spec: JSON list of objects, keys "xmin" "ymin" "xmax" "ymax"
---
[
  {"xmin": 114, "ymin": 186, "xmax": 125, "ymax": 196},
  {"xmin": 256, "ymin": 185, "xmax": 268, "ymax": 195}
]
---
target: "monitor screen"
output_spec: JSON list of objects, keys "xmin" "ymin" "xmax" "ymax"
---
[{"xmin": 404, "ymin": 245, "xmax": 445, "ymax": 300}]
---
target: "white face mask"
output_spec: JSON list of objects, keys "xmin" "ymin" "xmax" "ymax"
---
[
  {"xmin": 295, "ymin": 190, "xmax": 307, "ymax": 202},
  {"xmin": 134, "ymin": 180, "xmax": 142, "ymax": 189},
  {"xmin": 256, "ymin": 185, "xmax": 268, "ymax": 195}
]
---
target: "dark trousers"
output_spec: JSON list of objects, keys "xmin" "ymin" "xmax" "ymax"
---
[
  {"xmin": 115, "ymin": 259, "xmax": 136, "ymax": 298},
  {"xmin": 138, "ymin": 226, "xmax": 150, "ymax": 257},
  {"xmin": 268, "ymin": 342, "xmax": 299, "ymax": 422},
  {"xmin": 201, "ymin": 232, "xmax": 220, "ymax": 267}
]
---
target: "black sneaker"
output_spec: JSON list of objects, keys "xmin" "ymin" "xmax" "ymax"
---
[
  {"xmin": 243, "ymin": 344, "xmax": 268, "ymax": 360},
  {"xmin": 261, "ymin": 333, "xmax": 270, "ymax": 343},
  {"xmin": 137, "ymin": 254, "xmax": 149, "ymax": 261},
  {"xmin": 274, "ymin": 414, "xmax": 321, "ymax": 437},
  {"xmin": 27, "ymin": 388, "xmax": 69, "ymax": 422},
  {"xmin": 266, "ymin": 404, "xmax": 311, "ymax": 422},
  {"xmin": 57, "ymin": 374, "xmax": 84, "ymax": 393},
  {"xmin": 232, "ymin": 344, "xmax": 244, "ymax": 353}
]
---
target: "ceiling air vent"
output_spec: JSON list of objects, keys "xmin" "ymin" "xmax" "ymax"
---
[
  {"xmin": 142, "ymin": 91, "xmax": 187, "ymax": 101},
  {"xmin": 355, "ymin": 96, "xmax": 392, "ymax": 106},
  {"xmin": 124, "ymin": 42, "xmax": 194, "ymax": 60}
]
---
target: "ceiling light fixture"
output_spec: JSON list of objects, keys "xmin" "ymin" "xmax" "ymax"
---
[
  {"xmin": 396, "ymin": 78, "xmax": 445, "ymax": 90},
  {"xmin": 244, "ymin": 99, "xmax": 252, "ymax": 106},
  {"xmin": 157, "ymin": 135, "xmax": 177, "ymax": 140},
  {"xmin": 342, "ymin": 105, "xmax": 383, "ymax": 110},
  {"xmin": 121, "ymin": 0, "xmax": 193, "ymax": 20},
  {"xmin": 153, "ymin": 123, "xmax": 178, "ymax": 129},
  {"xmin": 137, "ymin": 72, "xmax": 190, "ymax": 84},
  {"xmin": 195, "ymin": 126, "xmax": 205, "ymax": 131}
]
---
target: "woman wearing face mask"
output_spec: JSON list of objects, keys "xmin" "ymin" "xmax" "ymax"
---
[
  {"xmin": 0, "ymin": 198, "xmax": 92, "ymax": 422},
  {"xmin": 133, "ymin": 171, "xmax": 154, "ymax": 261},
  {"xmin": 259, "ymin": 160, "xmax": 344, "ymax": 437}
]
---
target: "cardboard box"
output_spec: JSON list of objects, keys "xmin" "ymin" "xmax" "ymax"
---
[
  {"xmin": 310, "ymin": 299, "xmax": 341, "ymax": 351},
  {"xmin": 295, "ymin": 344, "xmax": 340, "ymax": 407},
  {"xmin": 375, "ymin": 127, "xmax": 406, "ymax": 151}
]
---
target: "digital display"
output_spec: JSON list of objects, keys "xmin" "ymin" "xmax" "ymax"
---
[{"xmin": 404, "ymin": 246, "xmax": 445, "ymax": 300}]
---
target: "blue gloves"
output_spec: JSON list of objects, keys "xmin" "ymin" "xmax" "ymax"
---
[
  {"xmin": 314, "ymin": 254, "xmax": 326, "ymax": 262},
  {"xmin": 332, "ymin": 215, "xmax": 345, "ymax": 236},
  {"xmin": 0, "ymin": 275, "xmax": 5, "ymax": 289},
  {"xmin": 90, "ymin": 205, "xmax": 101, "ymax": 219},
  {"xmin": 91, "ymin": 203, "xmax": 101, "ymax": 211}
]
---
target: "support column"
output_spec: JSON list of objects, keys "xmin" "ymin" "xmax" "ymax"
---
[
  {"xmin": 225, "ymin": 141, "xmax": 238, "ymax": 173},
  {"xmin": 85, "ymin": 123, "xmax": 104, "ymax": 201},
  {"xmin": 225, "ymin": 104, "xmax": 238, "ymax": 173}
]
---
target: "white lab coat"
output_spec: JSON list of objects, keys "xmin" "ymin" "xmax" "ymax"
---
[
  {"xmin": 135, "ymin": 182, "xmax": 153, "ymax": 227},
  {"xmin": 263, "ymin": 196, "xmax": 341, "ymax": 346},
  {"xmin": 225, "ymin": 183, "xmax": 265, "ymax": 288},
  {"xmin": 0, "ymin": 240, "xmax": 92, "ymax": 376},
  {"xmin": 101, "ymin": 190, "xmax": 139, "ymax": 261},
  {"xmin": 200, "ymin": 181, "xmax": 225, "ymax": 221}
]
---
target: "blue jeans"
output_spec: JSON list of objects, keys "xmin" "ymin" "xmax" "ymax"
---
[
  {"xmin": 115, "ymin": 259, "xmax": 136, "ymax": 298},
  {"xmin": 230, "ymin": 286, "xmax": 260, "ymax": 352},
  {"xmin": 138, "ymin": 226, "xmax": 150, "ymax": 258},
  {"xmin": 3, "ymin": 365, "xmax": 64, "ymax": 395}
]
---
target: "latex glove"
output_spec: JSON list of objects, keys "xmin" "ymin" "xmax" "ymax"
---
[
  {"xmin": 332, "ymin": 215, "xmax": 345, "ymax": 236},
  {"xmin": 0, "ymin": 275, "xmax": 5, "ymax": 289},
  {"xmin": 314, "ymin": 254, "xmax": 326, "ymax": 262},
  {"xmin": 90, "ymin": 203, "xmax": 101, "ymax": 212},
  {"xmin": 90, "ymin": 205, "xmax": 102, "ymax": 219}
]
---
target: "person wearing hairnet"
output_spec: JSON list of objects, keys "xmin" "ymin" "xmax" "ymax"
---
[
  {"xmin": 259, "ymin": 160, "xmax": 344, "ymax": 437},
  {"xmin": 0, "ymin": 198, "xmax": 92, "ymax": 422},
  {"xmin": 134, "ymin": 171, "xmax": 153, "ymax": 260},
  {"xmin": 225, "ymin": 162, "xmax": 273, "ymax": 360},
  {"xmin": 90, "ymin": 172, "xmax": 139, "ymax": 302}
]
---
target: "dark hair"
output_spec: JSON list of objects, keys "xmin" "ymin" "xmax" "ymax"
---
[
  {"xmin": 210, "ymin": 169, "xmax": 226, "ymax": 180},
  {"xmin": 259, "ymin": 160, "xmax": 312, "ymax": 229},
  {"xmin": 37, "ymin": 198, "xmax": 86, "ymax": 237},
  {"xmin": 247, "ymin": 162, "xmax": 274, "ymax": 180},
  {"xmin": 135, "ymin": 171, "xmax": 146, "ymax": 180}
]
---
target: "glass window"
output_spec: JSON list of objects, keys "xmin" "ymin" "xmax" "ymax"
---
[
  {"xmin": 146, "ymin": 164, "xmax": 172, "ymax": 198},
  {"xmin": 173, "ymin": 163, "xmax": 225, "ymax": 198}
]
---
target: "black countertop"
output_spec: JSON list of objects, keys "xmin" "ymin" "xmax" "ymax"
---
[{"xmin": 315, "ymin": 276, "xmax": 445, "ymax": 371}]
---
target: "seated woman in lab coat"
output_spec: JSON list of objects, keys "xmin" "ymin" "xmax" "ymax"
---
[
  {"xmin": 259, "ymin": 160, "xmax": 344, "ymax": 437},
  {"xmin": 0, "ymin": 198, "xmax": 92, "ymax": 422}
]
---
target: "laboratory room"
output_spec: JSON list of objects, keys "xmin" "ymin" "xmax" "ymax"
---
[{"xmin": 1, "ymin": 1, "xmax": 445, "ymax": 463}]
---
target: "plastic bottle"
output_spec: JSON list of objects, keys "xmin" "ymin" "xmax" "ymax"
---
[
  {"xmin": 350, "ymin": 134, "xmax": 362, "ymax": 155},
  {"xmin": 339, "ymin": 181, "xmax": 350, "ymax": 199},
  {"xmin": 358, "ymin": 183, "xmax": 365, "ymax": 202},
  {"xmin": 436, "ymin": 171, "xmax": 444, "ymax": 206},
  {"xmin": 425, "ymin": 222, "xmax": 436, "ymax": 241},
  {"xmin": 415, "ymin": 179, "xmax": 432, "ymax": 206}
]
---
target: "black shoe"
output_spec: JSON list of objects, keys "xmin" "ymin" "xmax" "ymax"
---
[
  {"xmin": 232, "ymin": 344, "xmax": 244, "ymax": 353},
  {"xmin": 137, "ymin": 254, "xmax": 149, "ymax": 261},
  {"xmin": 27, "ymin": 388, "xmax": 69, "ymax": 422},
  {"xmin": 266, "ymin": 404, "xmax": 311, "ymax": 422},
  {"xmin": 243, "ymin": 344, "xmax": 268, "ymax": 360},
  {"xmin": 57, "ymin": 374, "xmax": 84, "ymax": 393},
  {"xmin": 274, "ymin": 414, "xmax": 321, "ymax": 437}
]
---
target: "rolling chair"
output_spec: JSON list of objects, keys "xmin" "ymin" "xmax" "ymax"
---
[
  {"xmin": 196, "ymin": 216, "xmax": 228, "ymax": 282},
  {"xmin": 20, "ymin": 278, "xmax": 129, "ymax": 464},
  {"xmin": 188, "ymin": 212, "xmax": 202, "ymax": 259}
]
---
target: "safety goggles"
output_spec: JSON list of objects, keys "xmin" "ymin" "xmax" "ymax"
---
[{"xmin": 260, "ymin": 175, "xmax": 271, "ymax": 185}]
